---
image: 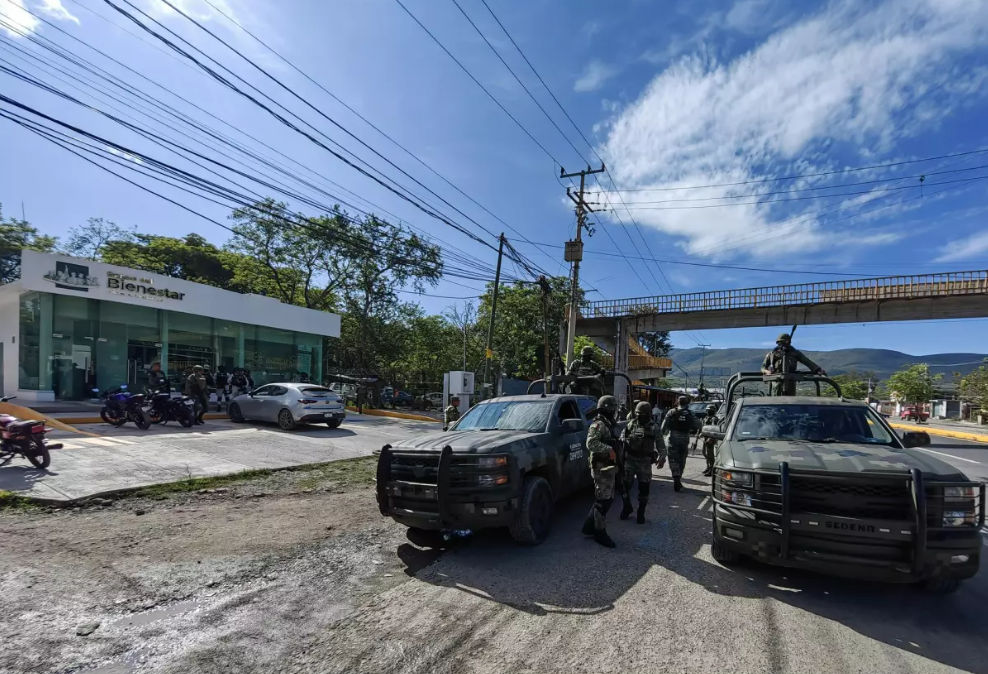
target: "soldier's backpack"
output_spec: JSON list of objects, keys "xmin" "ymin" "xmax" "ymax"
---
[{"xmin": 667, "ymin": 408, "xmax": 693, "ymax": 433}]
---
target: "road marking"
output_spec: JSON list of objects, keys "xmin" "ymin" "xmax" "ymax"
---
[
  {"xmin": 919, "ymin": 448, "xmax": 981, "ymax": 464},
  {"xmin": 696, "ymin": 495, "xmax": 710, "ymax": 510}
]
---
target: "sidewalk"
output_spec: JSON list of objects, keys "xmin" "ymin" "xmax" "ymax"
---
[
  {"xmin": 0, "ymin": 415, "xmax": 435, "ymax": 502},
  {"xmin": 890, "ymin": 418, "xmax": 988, "ymax": 444}
]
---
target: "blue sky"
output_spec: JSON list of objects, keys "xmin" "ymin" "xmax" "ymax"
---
[{"xmin": 1, "ymin": 0, "xmax": 987, "ymax": 356}]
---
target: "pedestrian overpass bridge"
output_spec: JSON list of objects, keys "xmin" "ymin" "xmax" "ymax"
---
[{"xmin": 575, "ymin": 270, "xmax": 988, "ymax": 388}]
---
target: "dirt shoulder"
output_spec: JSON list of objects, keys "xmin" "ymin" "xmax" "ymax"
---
[{"xmin": 0, "ymin": 457, "xmax": 433, "ymax": 674}]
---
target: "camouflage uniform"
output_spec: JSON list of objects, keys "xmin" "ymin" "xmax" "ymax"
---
[
  {"xmin": 582, "ymin": 395, "xmax": 620, "ymax": 548},
  {"xmin": 762, "ymin": 335, "xmax": 824, "ymax": 395},
  {"xmin": 619, "ymin": 402, "xmax": 667, "ymax": 523},
  {"xmin": 701, "ymin": 408, "xmax": 719, "ymax": 476},
  {"xmin": 566, "ymin": 346, "xmax": 606, "ymax": 394},
  {"xmin": 443, "ymin": 403, "xmax": 460, "ymax": 431},
  {"xmin": 661, "ymin": 400, "xmax": 699, "ymax": 491}
]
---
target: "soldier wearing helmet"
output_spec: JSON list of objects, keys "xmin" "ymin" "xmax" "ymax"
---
[
  {"xmin": 660, "ymin": 395, "xmax": 699, "ymax": 491},
  {"xmin": 761, "ymin": 332, "xmax": 826, "ymax": 395},
  {"xmin": 701, "ymin": 403, "xmax": 719, "ymax": 476},
  {"xmin": 581, "ymin": 394, "xmax": 621, "ymax": 548},
  {"xmin": 618, "ymin": 400, "xmax": 667, "ymax": 524},
  {"xmin": 568, "ymin": 345, "xmax": 606, "ymax": 377}
]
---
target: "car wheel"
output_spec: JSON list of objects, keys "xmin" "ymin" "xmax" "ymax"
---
[
  {"xmin": 278, "ymin": 409, "xmax": 296, "ymax": 431},
  {"xmin": 326, "ymin": 419, "xmax": 342, "ymax": 429},
  {"xmin": 711, "ymin": 538, "xmax": 741, "ymax": 564},
  {"xmin": 921, "ymin": 576, "xmax": 961, "ymax": 594},
  {"xmin": 229, "ymin": 403, "xmax": 245, "ymax": 423},
  {"xmin": 509, "ymin": 475, "xmax": 553, "ymax": 545}
]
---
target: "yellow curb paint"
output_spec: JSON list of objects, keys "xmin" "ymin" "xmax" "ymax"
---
[
  {"xmin": 890, "ymin": 422, "xmax": 988, "ymax": 444},
  {"xmin": 344, "ymin": 405, "xmax": 439, "ymax": 423},
  {"xmin": 0, "ymin": 402, "xmax": 102, "ymax": 437},
  {"xmin": 51, "ymin": 412, "xmax": 230, "ymax": 426}
]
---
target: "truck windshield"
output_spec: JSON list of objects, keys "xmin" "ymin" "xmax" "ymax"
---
[
  {"xmin": 733, "ymin": 404, "xmax": 895, "ymax": 445},
  {"xmin": 455, "ymin": 401, "xmax": 553, "ymax": 432}
]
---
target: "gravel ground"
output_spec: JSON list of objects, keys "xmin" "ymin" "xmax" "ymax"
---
[{"xmin": 2, "ymin": 456, "xmax": 986, "ymax": 674}]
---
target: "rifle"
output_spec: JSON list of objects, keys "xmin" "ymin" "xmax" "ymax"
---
[{"xmin": 690, "ymin": 431, "xmax": 700, "ymax": 456}]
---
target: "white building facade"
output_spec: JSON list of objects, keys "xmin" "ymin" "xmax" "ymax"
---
[{"xmin": 0, "ymin": 250, "xmax": 341, "ymax": 401}]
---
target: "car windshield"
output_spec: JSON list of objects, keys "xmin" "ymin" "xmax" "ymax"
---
[
  {"xmin": 454, "ymin": 400, "xmax": 553, "ymax": 432},
  {"xmin": 300, "ymin": 387, "xmax": 335, "ymax": 397},
  {"xmin": 733, "ymin": 404, "xmax": 895, "ymax": 445}
]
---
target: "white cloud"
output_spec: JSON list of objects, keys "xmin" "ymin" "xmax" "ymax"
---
[
  {"xmin": 145, "ymin": 0, "xmax": 239, "ymax": 23},
  {"xmin": 725, "ymin": 0, "xmax": 781, "ymax": 35},
  {"xmin": 574, "ymin": 60, "xmax": 618, "ymax": 93},
  {"xmin": 37, "ymin": 0, "xmax": 78, "ymax": 24},
  {"xmin": 0, "ymin": 0, "xmax": 40, "ymax": 37},
  {"xmin": 601, "ymin": 0, "xmax": 988, "ymax": 259},
  {"xmin": 934, "ymin": 231, "xmax": 988, "ymax": 263}
]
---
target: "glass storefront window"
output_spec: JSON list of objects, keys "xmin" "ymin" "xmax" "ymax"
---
[
  {"xmin": 51, "ymin": 295, "xmax": 98, "ymax": 400},
  {"xmin": 168, "ymin": 313, "xmax": 214, "ymax": 391},
  {"xmin": 296, "ymin": 332, "xmax": 323, "ymax": 384},
  {"xmin": 97, "ymin": 302, "xmax": 161, "ymax": 394},
  {"xmin": 18, "ymin": 292, "xmax": 42, "ymax": 390},
  {"xmin": 249, "ymin": 326, "xmax": 296, "ymax": 386}
]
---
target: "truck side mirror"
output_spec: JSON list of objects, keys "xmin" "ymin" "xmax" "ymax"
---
[
  {"xmin": 701, "ymin": 425, "xmax": 725, "ymax": 441},
  {"xmin": 901, "ymin": 431, "xmax": 931, "ymax": 448},
  {"xmin": 561, "ymin": 418, "xmax": 583, "ymax": 433}
]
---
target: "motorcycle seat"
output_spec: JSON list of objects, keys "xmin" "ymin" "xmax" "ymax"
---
[{"xmin": 7, "ymin": 419, "xmax": 44, "ymax": 432}]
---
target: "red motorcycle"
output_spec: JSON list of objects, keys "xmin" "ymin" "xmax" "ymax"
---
[{"xmin": 0, "ymin": 396, "xmax": 63, "ymax": 469}]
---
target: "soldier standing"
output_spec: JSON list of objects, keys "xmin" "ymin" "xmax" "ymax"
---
[
  {"xmin": 761, "ymin": 333, "xmax": 826, "ymax": 395},
  {"xmin": 660, "ymin": 395, "xmax": 699, "ymax": 492},
  {"xmin": 184, "ymin": 365, "xmax": 209, "ymax": 425},
  {"xmin": 444, "ymin": 396, "xmax": 461, "ymax": 431},
  {"xmin": 701, "ymin": 403, "xmax": 719, "ymax": 477},
  {"xmin": 620, "ymin": 401, "xmax": 667, "ymax": 524},
  {"xmin": 581, "ymin": 395, "xmax": 620, "ymax": 548},
  {"xmin": 567, "ymin": 345, "xmax": 606, "ymax": 377}
]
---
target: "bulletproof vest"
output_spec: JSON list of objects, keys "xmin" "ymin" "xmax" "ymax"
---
[
  {"xmin": 625, "ymin": 421, "xmax": 653, "ymax": 455},
  {"xmin": 231, "ymin": 373, "xmax": 247, "ymax": 387},
  {"xmin": 667, "ymin": 408, "xmax": 693, "ymax": 433},
  {"xmin": 214, "ymin": 372, "xmax": 229, "ymax": 387}
]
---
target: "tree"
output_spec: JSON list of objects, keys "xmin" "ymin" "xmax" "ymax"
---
[
  {"xmin": 443, "ymin": 301, "xmax": 482, "ymax": 372},
  {"xmin": 477, "ymin": 276, "xmax": 575, "ymax": 380},
  {"xmin": 100, "ymin": 233, "xmax": 272, "ymax": 294},
  {"xmin": 636, "ymin": 331, "xmax": 672, "ymax": 356},
  {"xmin": 822, "ymin": 370, "xmax": 875, "ymax": 400},
  {"xmin": 62, "ymin": 217, "xmax": 134, "ymax": 260},
  {"xmin": 0, "ymin": 203, "xmax": 57, "ymax": 285},
  {"xmin": 227, "ymin": 199, "xmax": 358, "ymax": 311},
  {"xmin": 886, "ymin": 364, "xmax": 941, "ymax": 404},
  {"xmin": 960, "ymin": 361, "xmax": 988, "ymax": 411},
  {"xmin": 573, "ymin": 335, "xmax": 604, "ymax": 361}
]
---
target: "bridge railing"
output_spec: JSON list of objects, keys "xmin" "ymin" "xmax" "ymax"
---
[{"xmin": 582, "ymin": 271, "xmax": 988, "ymax": 319}]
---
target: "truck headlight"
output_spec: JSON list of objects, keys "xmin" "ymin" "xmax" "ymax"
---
[
  {"xmin": 477, "ymin": 474, "xmax": 509, "ymax": 487},
  {"xmin": 477, "ymin": 456, "xmax": 509, "ymax": 469},
  {"xmin": 717, "ymin": 469, "xmax": 753, "ymax": 487},
  {"xmin": 942, "ymin": 486, "xmax": 977, "ymax": 526}
]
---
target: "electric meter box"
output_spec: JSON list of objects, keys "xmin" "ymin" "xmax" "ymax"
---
[{"xmin": 448, "ymin": 371, "xmax": 475, "ymax": 395}]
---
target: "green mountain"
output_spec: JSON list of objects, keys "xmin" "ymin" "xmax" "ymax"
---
[{"xmin": 668, "ymin": 348, "xmax": 988, "ymax": 383}]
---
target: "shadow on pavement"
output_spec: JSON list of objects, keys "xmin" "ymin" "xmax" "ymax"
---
[
  {"xmin": 0, "ymin": 464, "xmax": 56, "ymax": 490},
  {"xmin": 397, "ymin": 476, "xmax": 988, "ymax": 673}
]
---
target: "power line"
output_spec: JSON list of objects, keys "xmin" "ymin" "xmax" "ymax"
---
[{"xmin": 582, "ymin": 147, "xmax": 988, "ymax": 194}]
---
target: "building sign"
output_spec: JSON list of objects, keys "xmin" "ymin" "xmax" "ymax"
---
[
  {"xmin": 43, "ymin": 262, "xmax": 99, "ymax": 292},
  {"xmin": 107, "ymin": 272, "xmax": 186, "ymax": 302}
]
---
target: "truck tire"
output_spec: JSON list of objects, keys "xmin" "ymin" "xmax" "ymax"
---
[
  {"xmin": 509, "ymin": 476, "xmax": 553, "ymax": 545},
  {"xmin": 921, "ymin": 577, "xmax": 961, "ymax": 594}
]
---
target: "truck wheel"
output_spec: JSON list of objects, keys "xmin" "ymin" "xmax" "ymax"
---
[
  {"xmin": 711, "ymin": 538, "xmax": 740, "ymax": 564},
  {"xmin": 509, "ymin": 476, "xmax": 553, "ymax": 545},
  {"xmin": 921, "ymin": 577, "xmax": 961, "ymax": 594}
]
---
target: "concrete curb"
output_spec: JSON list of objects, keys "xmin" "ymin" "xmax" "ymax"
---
[
  {"xmin": 55, "ymin": 412, "xmax": 230, "ymax": 426},
  {"xmin": 343, "ymin": 405, "xmax": 439, "ymax": 423},
  {"xmin": 890, "ymin": 422, "xmax": 988, "ymax": 444}
]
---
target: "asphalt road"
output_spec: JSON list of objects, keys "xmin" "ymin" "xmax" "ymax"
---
[
  {"xmin": 918, "ymin": 435, "xmax": 988, "ymax": 482},
  {"xmin": 3, "ymin": 433, "xmax": 987, "ymax": 674}
]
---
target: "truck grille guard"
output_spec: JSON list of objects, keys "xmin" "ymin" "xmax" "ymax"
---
[{"xmin": 713, "ymin": 462, "xmax": 986, "ymax": 573}]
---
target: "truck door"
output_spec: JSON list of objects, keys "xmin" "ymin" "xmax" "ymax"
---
[{"xmin": 556, "ymin": 398, "xmax": 588, "ymax": 497}]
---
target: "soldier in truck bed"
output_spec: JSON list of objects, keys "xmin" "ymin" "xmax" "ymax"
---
[{"xmin": 761, "ymin": 333, "xmax": 827, "ymax": 396}]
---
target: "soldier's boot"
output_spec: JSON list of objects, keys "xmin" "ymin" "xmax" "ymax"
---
[
  {"xmin": 637, "ymin": 482, "xmax": 650, "ymax": 524},
  {"xmin": 594, "ymin": 529, "xmax": 617, "ymax": 548},
  {"xmin": 702, "ymin": 462, "xmax": 714, "ymax": 477},
  {"xmin": 619, "ymin": 495, "xmax": 634, "ymax": 520},
  {"xmin": 673, "ymin": 475, "xmax": 683, "ymax": 492},
  {"xmin": 581, "ymin": 516, "xmax": 595, "ymax": 536}
]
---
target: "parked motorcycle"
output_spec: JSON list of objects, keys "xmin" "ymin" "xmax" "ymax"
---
[
  {"xmin": 0, "ymin": 395, "xmax": 63, "ymax": 469},
  {"xmin": 146, "ymin": 389, "xmax": 195, "ymax": 428},
  {"xmin": 95, "ymin": 385, "xmax": 151, "ymax": 430}
]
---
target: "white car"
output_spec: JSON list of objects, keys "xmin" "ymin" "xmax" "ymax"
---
[{"xmin": 229, "ymin": 383, "xmax": 346, "ymax": 430}]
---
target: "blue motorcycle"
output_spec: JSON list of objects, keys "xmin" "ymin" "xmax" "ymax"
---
[{"xmin": 95, "ymin": 385, "xmax": 151, "ymax": 430}]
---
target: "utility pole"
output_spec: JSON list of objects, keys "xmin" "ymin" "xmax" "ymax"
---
[
  {"xmin": 538, "ymin": 276, "xmax": 551, "ymax": 380},
  {"xmin": 697, "ymin": 343, "xmax": 711, "ymax": 388},
  {"xmin": 483, "ymin": 233, "xmax": 505, "ymax": 398},
  {"xmin": 560, "ymin": 164, "xmax": 605, "ymax": 370}
]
